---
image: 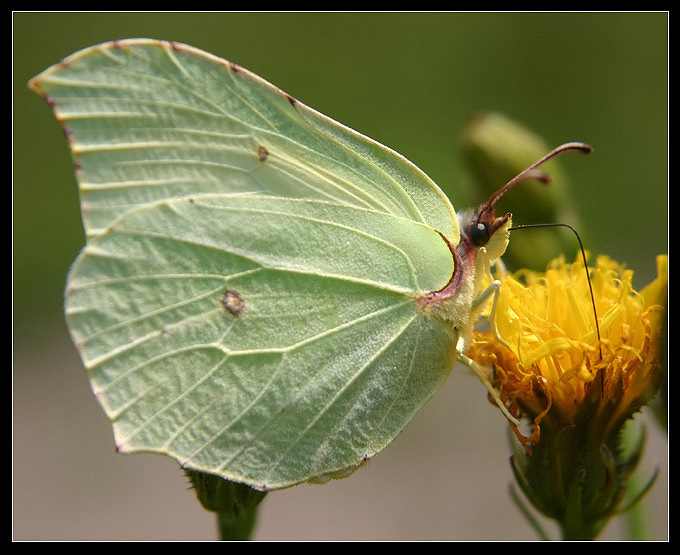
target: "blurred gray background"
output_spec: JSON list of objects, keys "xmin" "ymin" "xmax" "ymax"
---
[{"xmin": 13, "ymin": 12, "xmax": 667, "ymax": 540}]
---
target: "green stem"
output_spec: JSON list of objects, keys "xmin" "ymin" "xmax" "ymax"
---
[
  {"xmin": 217, "ymin": 503, "xmax": 261, "ymax": 541},
  {"xmin": 184, "ymin": 469, "xmax": 267, "ymax": 541},
  {"xmin": 623, "ymin": 499, "xmax": 648, "ymax": 541}
]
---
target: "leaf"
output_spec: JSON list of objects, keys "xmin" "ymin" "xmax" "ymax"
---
[{"xmin": 29, "ymin": 39, "xmax": 500, "ymax": 490}]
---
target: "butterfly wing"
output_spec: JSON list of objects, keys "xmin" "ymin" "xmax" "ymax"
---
[{"xmin": 31, "ymin": 39, "xmax": 460, "ymax": 489}]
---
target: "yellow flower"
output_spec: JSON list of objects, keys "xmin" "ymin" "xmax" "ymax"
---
[
  {"xmin": 468, "ymin": 254, "xmax": 666, "ymax": 539},
  {"xmin": 468, "ymin": 254, "xmax": 667, "ymax": 449}
]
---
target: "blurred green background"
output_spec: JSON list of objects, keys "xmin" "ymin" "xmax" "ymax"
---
[{"xmin": 13, "ymin": 12, "xmax": 667, "ymax": 540}]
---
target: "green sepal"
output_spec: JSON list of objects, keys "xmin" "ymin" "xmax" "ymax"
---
[{"xmin": 509, "ymin": 415, "xmax": 656, "ymax": 539}]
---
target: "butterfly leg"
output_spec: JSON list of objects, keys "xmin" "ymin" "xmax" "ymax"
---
[
  {"xmin": 457, "ymin": 280, "xmax": 520, "ymax": 427},
  {"xmin": 457, "ymin": 349, "xmax": 521, "ymax": 427},
  {"xmin": 471, "ymin": 279, "xmax": 510, "ymax": 349}
]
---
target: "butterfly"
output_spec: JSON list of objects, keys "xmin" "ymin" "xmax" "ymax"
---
[{"xmin": 30, "ymin": 39, "xmax": 589, "ymax": 490}]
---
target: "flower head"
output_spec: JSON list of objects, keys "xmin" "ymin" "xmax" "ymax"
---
[
  {"xmin": 469, "ymin": 254, "xmax": 667, "ymax": 447},
  {"xmin": 467, "ymin": 253, "xmax": 667, "ymax": 539}
]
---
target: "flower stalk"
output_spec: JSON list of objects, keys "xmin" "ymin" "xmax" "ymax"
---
[{"xmin": 185, "ymin": 469, "xmax": 267, "ymax": 541}]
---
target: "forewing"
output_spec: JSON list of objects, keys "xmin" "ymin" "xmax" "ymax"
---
[{"xmin": 29, "ymin": 39, "xmax": 458, "ymax": 241}]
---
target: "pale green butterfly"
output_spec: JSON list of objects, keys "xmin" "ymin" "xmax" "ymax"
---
[{"xmin": 30, "ymin": 39, "xmax": 590, "ymax": 491}]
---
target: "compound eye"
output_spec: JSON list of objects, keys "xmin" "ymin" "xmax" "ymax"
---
[{"xmin": 468, "ymin": 222, "xmax": 490, "ymax": 247}]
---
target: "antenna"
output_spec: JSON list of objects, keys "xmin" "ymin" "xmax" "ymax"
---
[
  {"xmin": 470, "ymin": 142, "xmax": 592, "ymax": 246},
  {"xmin": 479, "ymin": 142, "xmax": 593, "ymax": 220}
]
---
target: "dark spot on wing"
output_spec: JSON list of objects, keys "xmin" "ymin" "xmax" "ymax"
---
[
  {"xmin": 257, "ymin": 145, "xmax": 269, "ymax": 161},
  {"xmin": 221, "ymin": 290, "xmax": 245, "ymax": 317}
]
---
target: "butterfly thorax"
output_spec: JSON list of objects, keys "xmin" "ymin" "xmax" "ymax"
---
[{"xmin": 416, "ymin": 208, "xmax": 512, "ymax": 348}]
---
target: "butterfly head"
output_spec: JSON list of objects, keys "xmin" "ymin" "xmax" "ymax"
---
[{"xmin": 459, "ymin": 201, "xmax": 512, "ymax": 265}]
